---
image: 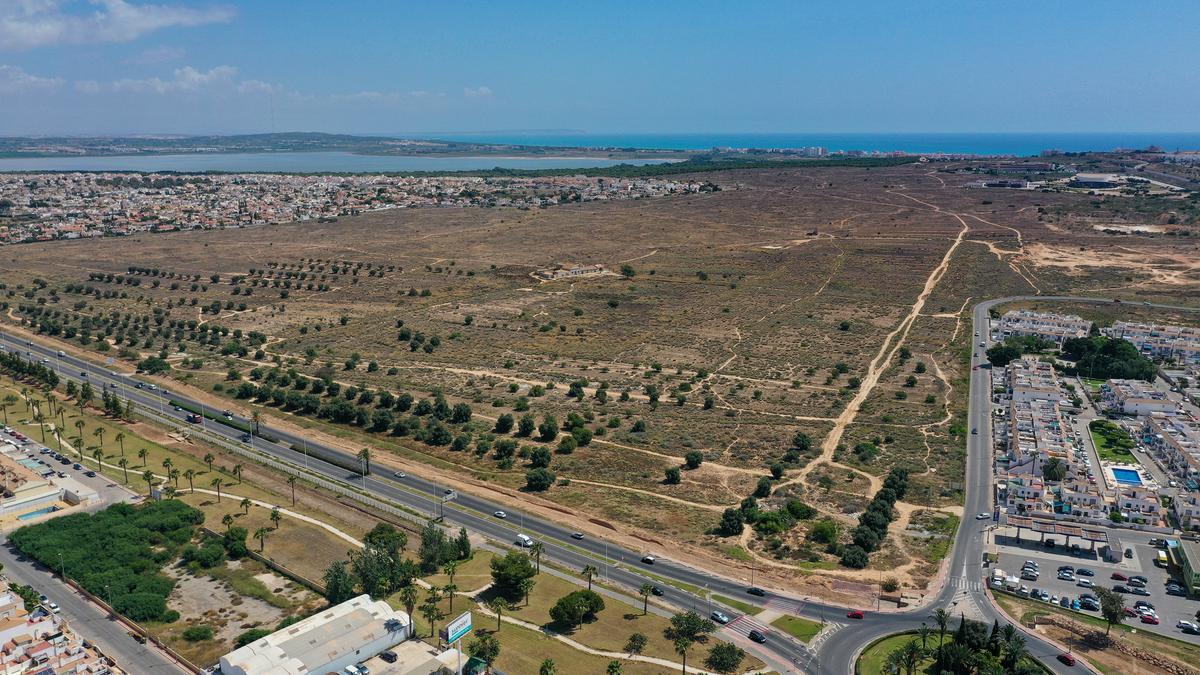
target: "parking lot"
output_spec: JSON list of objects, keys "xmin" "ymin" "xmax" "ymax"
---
[
  {"xmin": 2, "ymin": 425, "xmax": 137, "ymax": 511},
  {"xmin": 994, "ymin": 533, "xmax": 1200, "ymax": 643}
]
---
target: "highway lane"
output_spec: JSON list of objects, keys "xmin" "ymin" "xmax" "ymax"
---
[
  {"xmin": 10, "ymin": 293, "xmax": 1195, "ymax": 673},
  {"xmin": 0, "ymin": 330, "xmax": 815, "ymax": 671}
]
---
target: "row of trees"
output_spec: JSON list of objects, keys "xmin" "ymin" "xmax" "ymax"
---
[
  {"xmin": 842, "ymin": 467, "xmax": 910, "ymax": 569},
  {"xmin": 884, "ymin": 610, "xmax": 1042, "ymax": 674}
]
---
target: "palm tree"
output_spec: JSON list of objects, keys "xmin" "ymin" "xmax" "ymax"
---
[
  {"xmin": 1, "ymin": 394, "xmax": 17, "ymax": 424},
  {"xmin": 251, "ymin": 410, "xmax": 261, "ymax": 435},
  {"xmin": 91, "ymin": 448, "xmax": 104, "ymax": 474},
  {"xmin": 539, "ymin": 660, "xmax": 557, "ymax": 675},
  {"xmin": 137, "ymin": 447, "xmax": 149, "ymax": 467},
  {"xmin": 487, "ymin": 597, "xmax": 509, "ymax": 631},
  {"xmin": 118, "ymin": 458, "xmax": 129, "ymax": 483},
  {"xmin": 240, "ymin": 497, "xmax": 253, "ymax": 515},
  {"xmin": 222, "ymin": 514, "xmax": 235, "ymax": 530},
  {"xmin": 286, "ymin": 475, "xmax": 296, "ymax": 506},
  {"xmin": 606, "ymin": 661, "xmax": 622, "ymax": 675},
  {"xmin": 142, "ymin": 470, "xmax": 155, "ymax": 494},
  {"xmin": 184, "ymin": 469, "xmax": 195, "ymax": 493},
  {"xmin": 674, "ymin": 637, "xmax": 692, "ymax": 674},
  {"xmin": 210, "ymin": 477, "xmax": 223, "ymax": 502},
  {"xmin": 203, "ymin": 453, "xmax": 215, "ymax": 472},
  {"xmin": 33, "ymin": 411, "xmax": 47, "ymax": 444},
  {"xmin": 530, "ymin": 542, "xmax": 544, "ymax": 573},
  {"xmin": 169, "ymin": 468, "xmax": 179, "ymax": 487},
  {"xmin": 161, "ymin": 457, "xmax": 173, "ymax": 473},
  {"xmin": 444, "ymin": 583, "xmax": 458, "ymax": 613},
  {"xmin": 163, "ymin": 486, "xmax": 178, "ymax": 500},
  {"xmin": 917, "ymin": 624, "xmax": 931, "ymax": 650},
  {"xmin": 114, "ymin": 432, "xmax": 125, "ymax": 457},
  {"xmin": 73, "ymin": 420, "xmax": 85, "ymax": 457},
  {"xmin": 92, "ymin": 426, "xmax": 105, "ymax": 452},
  {"xmin": 639, "ymin": 583, "xmax": 654, "ymax": 615},
  {"xmin": 233, "ymin": 463, "xmax": 243, "ymax": 483},
  {"xmin": 883, "ymin": 649, "xmax": 905, "ymax": 675},
  {"xmin": 254, "ymin": 527, "xmax": 270, "ymax": 552},
  {"xmin": 899, "ymin": 640, "xmax": 923, "ymax": 675},
  {"xmin": 932, "ymin": 608, "xmax": 950, "ymax": 654},
  {"xmin": 269, "ymin": 507, "xmax": 281, "ymax": 529},
  {"xmin": 1001, "ymin": 632, "xmax": 1026, "ymax": 670},
  {"xmin": 581, "ymin": 564, "xmax": 598, "ymax": 591},
  {"xmin": 398, "ymin": 585, "xmax": 420, "ymax": 621},
  {"xmin": 518, "ymin": 577, "xmax": 535, "ymax": 607},
  {"xmin": 357, "ymin": 447, "xmax": 371, "ymax": 476}
]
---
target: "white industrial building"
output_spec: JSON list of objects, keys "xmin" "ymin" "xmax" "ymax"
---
[{"xmin": 219, "ymin": 595, "xmax": 413, "ymax": 675}]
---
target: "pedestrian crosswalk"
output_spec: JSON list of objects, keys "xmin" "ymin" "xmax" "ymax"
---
[{"xmin": 949, "ymin": 577, "xmax": 983, "ymax": 592}]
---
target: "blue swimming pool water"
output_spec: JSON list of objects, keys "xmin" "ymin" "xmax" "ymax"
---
[
  {"xmin": 17, "ymin": 506, "xmax": 59, "ymax": 521},
  {"xmin": 1112, "ymin": 468, "xmax": 1143, "ymax": 486}
]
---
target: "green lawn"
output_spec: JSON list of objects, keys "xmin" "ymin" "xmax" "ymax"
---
[
  {"xmin": 856, "ymin": 632, "xmax": 926, "ymax": 675},
  {"xmin": 1089, "ymin": 419, "xmax": 1135, "ymax": 463},
  {"xmin": 770, "ymin": 615, "xmax": 823, "ymax": 643}
]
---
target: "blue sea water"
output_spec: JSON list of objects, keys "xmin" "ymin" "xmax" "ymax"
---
[{"xmin": 427, "ymin": 132, "xmax": 1200, "ymax": 156}]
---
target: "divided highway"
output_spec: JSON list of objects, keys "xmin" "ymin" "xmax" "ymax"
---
[{"xmin": 9, "ymin": 293, "xmax": 1183, "ymax": 672}]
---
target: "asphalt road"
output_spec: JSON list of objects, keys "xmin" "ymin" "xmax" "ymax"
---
[
  {"xmin": 4, "ymin": 294, "xmax": 1194, "ymax": 673},
  {"xmin": 0, "ymin": 330, "xmax": 815, "ymax": 671},
  {"xmin": 0, "ymin": 541, "xmax": 184, "ymax": 673}
]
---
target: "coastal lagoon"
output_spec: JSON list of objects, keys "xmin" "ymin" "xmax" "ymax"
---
[{"xmin": 0, "ymin": 151, "xmax": 679, "ymax": 173}]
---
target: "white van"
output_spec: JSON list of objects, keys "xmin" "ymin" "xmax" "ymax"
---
[{"xmin": 515, "ymin": 534, "xmax": 533, "ymax": 548}]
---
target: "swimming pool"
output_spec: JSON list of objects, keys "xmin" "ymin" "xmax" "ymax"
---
[
  {"xmin": 1112, "ymin": 468, "xmax": 1143, "ymax": 486},
  {"xmin": 16, "ymin": 506, "xmax": 59, "ymax": 521}
]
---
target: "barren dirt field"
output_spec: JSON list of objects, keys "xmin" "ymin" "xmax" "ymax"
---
[{"xmin": 4, "ymin": 161, "xmax": 1199, "ymax": 600}]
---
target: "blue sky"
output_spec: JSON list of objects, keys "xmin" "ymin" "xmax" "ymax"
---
[{"xmin": 1, "ymin": 0, "xmax": 1197, "ymax": 136}]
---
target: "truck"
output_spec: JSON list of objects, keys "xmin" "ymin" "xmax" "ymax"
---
[
  {"xmin": 1156, "ymin": 550, "xmax": 1168, "ymax": 568},
  {"xmin": 185, "ymin": 413, "xmax": 203, "ymax": 424}
]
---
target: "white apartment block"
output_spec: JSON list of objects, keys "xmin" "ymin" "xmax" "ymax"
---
[
  {"xmin": 1100, "ymin": 378, "xmax": 1175, "ymax": 416},
  {"xmin": 1141, "ymin": 414, "xmax": 1200, "ymax": 485},
  {"xmin": 998, "ymin": 311, "xmax": 1093, "ymax": 347},
  {"xmin": 1105, "ymin": 321, "xmax": 1200, "ymax": 365},
  {"xmin": 1007, "ymin": 357, "xmax": 1064, "ymax": 403}
]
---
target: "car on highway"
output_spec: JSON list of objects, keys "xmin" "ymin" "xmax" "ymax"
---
[
  {"xmin": 710, "ymin": 611, "xmax": 730, "ymax": 624},
  {"xmin": 570, "ymin": 532, "xmax": 584, "ymax": 540},
  {"xmin": 84, "ymin": 470, "xmax": 96, "ymax": 477},
  {"xmin": 493, "ymin": 510, "xmax": 507, "ymax": 519},
  {"xmin": 240, "ymin": 433, "xmax": 252, "ymax": 442},
  {"xmin": 748, "ymin": 630, "xmax": 766, "ymax": 643},
  {"xmin": 975, "ymin": 512, "xmax": 989, "ymax": 520},
  {"xmin": 393, "ymin": 471, "xmax": 406, "ymax": 478},
  {"xmin": 650, "ymin": 586, "xmax": 664, "ymax": 596},
  {"xmin": 971, "ymin": 428, "xmax": 978, "ymax": 435},
  {"xmin": 847, "ymin": 610, "xmax": 865, "ymax": 620},
  {"xmin": 79, "ymin": 371, "xmax": 87, "ymax": 377},
  {"xmin": 442, "ymin": 488, "xmax": 453, "ymax": 495},
  {"xmin": 641, "ymin": 555, "xmax": 656, "ymax": 564},
  {"xmin": 747, "ymin": 587, "xmax": 766, "ymax": 597}
]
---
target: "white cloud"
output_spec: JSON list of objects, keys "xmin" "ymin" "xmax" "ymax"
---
[
  {"xmin": 73, "ymin": 78, "xmax": 100, "ymax": 93},
  {"xmin": 0, "ymin": 63, "xmax": 63, "ymax": 92},
  {"xmin": 124, "ymin": 43, "xmax": 185, "ymax": 64},
  {"xmin": 463, "ymin": 85, "xmax": 492, "ymax": 98},
  {"xmin": 111, "ymin": 64, "xmax": 236, "ymax": 93},
  {"xmin": 0, "ymin": 0, "xmax": 235, "ymax": 51}
]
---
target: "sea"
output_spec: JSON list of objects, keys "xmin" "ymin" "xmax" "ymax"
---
[
  {"xmin": 1, "ymin": 132, "xmax": 1197, "ymax": 173},
  {"xmin": 430, "ymin": 132, "xmax": 1200, "ymax": 156}
]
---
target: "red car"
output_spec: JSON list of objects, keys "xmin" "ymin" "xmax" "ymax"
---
[
  {"xmin": 1111, "ymin": 572, "xmax": 1129, "ymax": 581},
  {"xmin": 1141, "ymin": 615, "xmax": 1160, "ymax": 625},
  {"xmin": 1123, "ymin": 607, "xmax": 1138, "ymax": 617},
  {"xmin": 846, "ymin": 610, "xmax": 865, "ymax": 620},
  {"xmin": 1057, "ymin": 653, "xmax": 1076, "ymax": 666}
]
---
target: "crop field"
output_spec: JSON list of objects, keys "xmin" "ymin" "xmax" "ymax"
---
[{"xmin": 3, "ymin": 159, "xmax": 1199, "ymax": 601}]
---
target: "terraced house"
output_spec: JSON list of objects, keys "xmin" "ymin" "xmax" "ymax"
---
[
  {"xmin": 1105, "ymin": 321, "xmax": 1200, "ymax": 365},
  {"xmin": 997, "ymin": 310, "xmax": 1092, "ymax": 347}
]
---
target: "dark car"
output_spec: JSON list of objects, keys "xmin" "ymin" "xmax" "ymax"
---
[
  {"xmin": 240, "ymin": 433, "xmax": 252, "ymax": 442},
  {"xmin": 1075, "ymin": 568, "xmax": 1094, "ymax": 577},
  {"xmin": 1129, "ymin": 587, "xmax": 1150, "ymax": 597},
  {"xmin": 748, "ymin": 630, "xmax": 766, "ymax": 643},
  {"xmin": 1134, "ymin": 601, "xmax": 1154, "ymax": 610},
  {"xmin": 379, "ymin": 651, "xmax": 397, "ymax": 664},
  {"xmin": 747, "ymin": 587, "xmax": 766, "ymax": 597},
  {"xmin": 650, "ymin": 586, "xmax": 664, "ymax": 596},
  {"xmin": 1112, "ymin": 585, "xmax": 1130, "ymax": 593},
  {"xmin": 1183, "ymin": 625, "xmax": 1200, "ymax": 636},
  {"xmin": 1111, "ymin": 572, "xmax": 1129, "ymax": 581}
]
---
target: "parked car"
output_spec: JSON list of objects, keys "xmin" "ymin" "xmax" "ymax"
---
[
  {"xmin": 1076, "ymin": 579, "xmax": 1093, "ymax": 589},
  {"xmin": 1127, "ymin": 578, "xmax": 1146, "ymax": 588},
  {"xmin": 1134, "ymin": 601, "xmax": 1154, "ymax": 610},
  {"xmin": 1111, "ymin": 572, "xmax": 1129, "ymax": 581},
  {"xmin": 379, "ymin": 651, "xmax": 397, "ymax": 664},
  {"xmin": 1075, "ymin": 568, "xmax": 1094, "ymax": 577},
  {"xmin": 1130, "ymin": 588, "xmax": 1151, "ymax": 597},
  {"xmin": 1141, "ymin": 615, "xmax": 1160, "ymax": 625},
  {"xmin": 1122, "ymin": 607, "xmax": 1138, "ymax": 617},
  {"xmin": 1112, "ymin": 585, "xmax": 1130, "ymax": 594},
  {"xmin": 1124, "ymin": 548, "xmax": 1134, "ymax": 558}
]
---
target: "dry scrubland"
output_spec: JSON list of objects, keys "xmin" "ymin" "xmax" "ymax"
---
[{"xmin": 4, "ymin": 161, "xmax": 1199, "ymax": 601}]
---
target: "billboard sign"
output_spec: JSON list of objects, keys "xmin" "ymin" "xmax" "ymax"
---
[{"xmin": 443, "ymin": 611, "xmax": 472, "ymax": 644}]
